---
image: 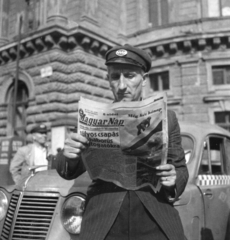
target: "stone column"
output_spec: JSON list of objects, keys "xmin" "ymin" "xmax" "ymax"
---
[
  {"xmin": 80, "ymin": 0, "xmax": 99, "ymax": 26},
  {"xmin": 117, "ymin": 0, "xmax": 127, "ymax": 43},
  {"xmin": 46, "ymin": 0, "xmax": 67, "ymax": 26},
  {"xmin": 0, "ymin": 0, "xmax": 9, "ymax": 46}
]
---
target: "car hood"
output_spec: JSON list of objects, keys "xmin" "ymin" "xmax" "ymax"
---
[{"xmin": 16, "ymin": 170, "xmax": 92, "ymax": 197}]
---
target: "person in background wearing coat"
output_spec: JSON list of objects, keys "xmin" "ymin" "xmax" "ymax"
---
[
  {"xmin": 10, "ymin": 124, "xmax": 51, "ymax": 185},
  {"xmin": 56, "ymin": 44, "xmax": 189, "ymax": 240}
]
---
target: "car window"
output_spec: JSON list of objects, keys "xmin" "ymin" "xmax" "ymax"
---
[
  {"xmin": 181, "ymin": 135, "xmax": 194, "ymax": 164},
  {"xmin": 224, "ymin": 138, "xmax": 230, "ymax": 175},
  {"xmin": 199, "ymin": 136, "xmax": 224, "ymax": 175}
]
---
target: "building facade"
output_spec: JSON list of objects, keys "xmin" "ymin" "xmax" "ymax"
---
[{"xmin": 0, "ymin": 0, "xmax": 230, "ymax": 153}]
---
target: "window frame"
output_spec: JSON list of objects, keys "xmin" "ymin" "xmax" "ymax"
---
[
  {"xmin": 214, "ymin": 111, "xmax": 230, "ymax": 131},
  {"xmin": 149, "ymin": 70, "xmax": 171, "ymax": 94},
  {"xmin": 212, "ymin": 65, "xmax": 230, "ymax": 85},
  {"xmin": 198, "ymin": 135, "xmax": 226, "ymax": 176},
  {"xmin": 206, "ymin": 60, "xmax": 230, "ymax": 92},
  {"xmin": 204, "ymin": 0, "xmax": 230, "ymax": 18},
  {"xmin": 223, "ymin": 137, "xmax": 230, "ymax": 174},
  {"xmin": 181, "ymin": 134, "xmax": 195, "ymax": 165},
  {"xmin": 148, "ymin": 0, "xmax": 169, "ymax": 28}
]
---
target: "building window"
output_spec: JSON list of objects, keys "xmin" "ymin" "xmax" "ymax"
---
[
  {"xmin": 149, "ymin": 0, "xmax": 169, "ymax": 27},
  {"xmin": 207, "ymin": 0, "xmax": 230, "ymax": 17},
  {"xmin": 212, "ymin": 65, "xmax": 230, "ymax": 85},
  {"xmin": 215, "ymin": 111, "xmax": 230, "ymax": 131},
  {"xmin": 149, "ymin": 71, "xmax": 169, "ymax": 91}
]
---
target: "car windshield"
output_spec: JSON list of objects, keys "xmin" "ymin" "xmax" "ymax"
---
[{"xmin": 181, "ymin": 135, "xmax": 194, "ymax": 164}]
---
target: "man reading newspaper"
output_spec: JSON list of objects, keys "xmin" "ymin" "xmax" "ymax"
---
[{"xmin": 56, "ymin": 44, "xmax": 188, "ymax": 240}]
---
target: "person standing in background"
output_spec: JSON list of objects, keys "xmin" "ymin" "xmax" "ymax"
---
[{"xmin": 10, "ymin": 124, "xmax": 51, "ymax": 185}]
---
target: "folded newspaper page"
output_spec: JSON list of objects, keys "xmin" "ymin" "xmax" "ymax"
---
[{"xmin": 78, "ymin": 93, "xmax": 168, "ymax": 192}]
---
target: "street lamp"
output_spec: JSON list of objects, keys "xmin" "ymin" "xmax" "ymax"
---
[
  {"xmin": 12, "ymin": 0, "xmax": 31, "ymax": 136},
  {"xmin": 12, "ymin": 14, "xmax": 23, "ymax": 136}
]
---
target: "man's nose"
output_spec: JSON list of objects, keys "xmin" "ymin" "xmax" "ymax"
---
[{"xmin": 118, "ymin": 74, "xmax": 127, "ymax": 90}]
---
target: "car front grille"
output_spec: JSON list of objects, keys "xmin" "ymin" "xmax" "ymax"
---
[
  {"xmin": 1, "ymin": 191, "xmax": 59, "ymax": 240},
  {"xmin": 1, "ymin": 193, "xmax": 19, "ymax": 239}
]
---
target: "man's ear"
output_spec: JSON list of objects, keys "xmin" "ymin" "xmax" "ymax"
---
[
  {"xmin": 32, "ymin": 134, "xmax": 35, "ymax": 141},
  {"xmin": 142, "ymin": 73, "xmax": 149, "ymax": 87},
  {"xmin": 107, "ymin": 74, "xmax": 112, "ymax": 88}
]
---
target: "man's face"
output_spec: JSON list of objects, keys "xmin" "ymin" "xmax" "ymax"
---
[
  {"xmin": 107, "ymin": 64, "xmax": 146, "ymax": 102},
  {"xmin": 32, "ymin": 132, "xmax": 47, "ymax": 146}
]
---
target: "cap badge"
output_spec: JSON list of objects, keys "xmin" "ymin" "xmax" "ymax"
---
[{"xmin": 116, "ymin": 49, "xmax": 127, "ymax": 57}]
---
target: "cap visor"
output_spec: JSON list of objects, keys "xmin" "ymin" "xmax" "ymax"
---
[{"xmin": 106, "ymin": 58, "xmax": 142, "ymax": 69}]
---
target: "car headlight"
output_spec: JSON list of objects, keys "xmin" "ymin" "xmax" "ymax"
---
[
  {"xmin": 61, "ymin": 195, "xmax": 85, "ymax": 234},
  {"xmin": 0, "ymin": 191, "xmax": 8, "ymax": 221}
]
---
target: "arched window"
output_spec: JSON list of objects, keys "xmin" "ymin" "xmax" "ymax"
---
[{"xmin": 6, "ymin": 80, "xmax": 29, "ymax": 138}]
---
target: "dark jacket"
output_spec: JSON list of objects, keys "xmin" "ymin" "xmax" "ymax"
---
[{"xmin": 56, "ymin": 110, "xmax": 189, "ymax": 240}]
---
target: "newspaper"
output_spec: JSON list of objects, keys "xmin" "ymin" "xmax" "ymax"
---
[{"xmin": 78, "ymin": 93, "xmax": 168, "ymax": 192}]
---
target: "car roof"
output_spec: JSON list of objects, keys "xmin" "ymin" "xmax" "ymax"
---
[{"xmin": 179, "ymin": 121, "xmax": 230, "ymax": 138}]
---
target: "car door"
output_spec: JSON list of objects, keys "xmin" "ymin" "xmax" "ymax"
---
[
  {"xmin": 175, "ymin": 134, "xmax": 205, "ymax": 240},
  {"xmin": 197, "ymin": 135, "xmax": 230, "ymax": 240}
]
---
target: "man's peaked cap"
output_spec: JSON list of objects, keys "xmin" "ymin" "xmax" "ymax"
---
[
  {"xmin": 30, "ymin": 124, "xmax": 47, "ymax": 134},
  {"xmin": 105, "ymin": 44, "xmax": 152, "ymax": 72}
]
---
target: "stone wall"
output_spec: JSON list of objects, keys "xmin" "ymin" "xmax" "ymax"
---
[
  {"xmin": 25, "ymin": 48, "xmax": 112, "ymax": 131},
  {"xmin": 0, "ymin": 28, "xmax": 115, "ymax": 137}
]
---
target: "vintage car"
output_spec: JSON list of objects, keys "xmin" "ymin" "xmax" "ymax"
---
[{"xmin": 0, "ymin": 121, "xmax": 230, "ymax": 240}]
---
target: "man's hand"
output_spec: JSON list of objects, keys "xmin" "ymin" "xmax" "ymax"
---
[
  {"xmin": 63, "ymin": 133, "xmax": 89, "ymax": 159},
  {"xmin": 156, "ymin": 164, "xmax": 176, "ymax": 188}
]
